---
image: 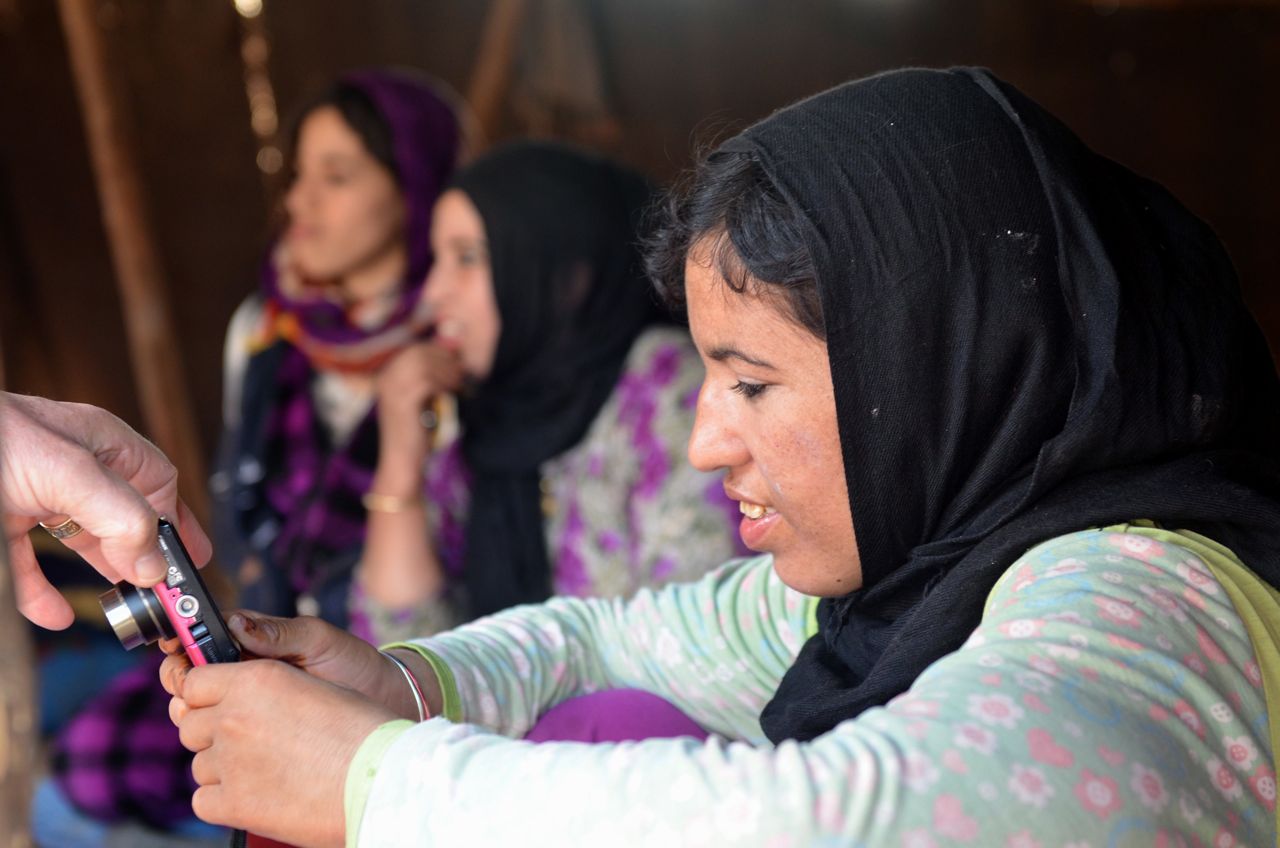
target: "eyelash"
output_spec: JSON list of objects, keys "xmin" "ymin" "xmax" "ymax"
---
[{"xmin": 731, "ymin": 381, "xmax": 768, "ymax": 399}]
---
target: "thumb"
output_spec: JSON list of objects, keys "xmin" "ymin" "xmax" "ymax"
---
[
  {"xmin": 228, "ymin": 610, "xmax": 323, "ymax": 662},
  {"xmin": 43, "ymin": 452, "xmax": 168, "ymax": 586}
]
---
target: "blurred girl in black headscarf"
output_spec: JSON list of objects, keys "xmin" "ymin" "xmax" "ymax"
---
[{"xmin": 353, "ymin": 141, "xmax": 742, "ymax": 641}]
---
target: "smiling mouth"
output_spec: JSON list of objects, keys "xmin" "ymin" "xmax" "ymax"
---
[{"xmin": 738, "ymin": 501, "xmax": 776, "ymax": 520}]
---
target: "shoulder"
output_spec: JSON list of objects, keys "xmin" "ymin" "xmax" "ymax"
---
[
  {"xmin": 224, "ymin": 294, "xmax": 274, "ymax": 382},
  {"xmin": 858, "ymin": 526, "xmax": 1270, "ymax": 842},
  {"xmin": 562, "ymin": 326, "xmax": 702, "ymax": 466},
  {"xmin": 606, "ymin": 326, "xmax": 703, "ymax": 431},
  {"xmin": 226, "ymin": 294, "xmax": 267, "ymax": 352},
  {"xmin": 222, "ymin": 294, "xmax": 269, "ymax": 425},
  {"xmin": 971, "ymin": 524, "xmax": 1262, "ymax": 705},
  {"xmin": 617, "ymin": 326, "xmax": 704, "ymax": 395},
  {"xmin": 985, "ymin": 525, "xmax": 1240, "ymax": 625}
]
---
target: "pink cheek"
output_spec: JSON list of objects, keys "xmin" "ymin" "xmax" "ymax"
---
[{"xmin": 791, "ymin": 425, "xmax": 834, "ymax": 461}]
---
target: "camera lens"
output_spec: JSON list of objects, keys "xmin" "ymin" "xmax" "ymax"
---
[{"xmin": 98, "ymin": 582, "xmax": 176, "ymax": 650}]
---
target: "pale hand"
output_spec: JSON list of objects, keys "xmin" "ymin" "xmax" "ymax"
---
[{"xmin": 0, "ymin": 392, "xmax": 211, "ymax": 628}]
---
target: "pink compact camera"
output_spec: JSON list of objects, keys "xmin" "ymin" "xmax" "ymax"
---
[{"xmin": 98, "ymin": 517, "xmax": 240, "ymax": 665}]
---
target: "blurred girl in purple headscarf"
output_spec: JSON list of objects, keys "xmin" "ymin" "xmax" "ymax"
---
[{"xmin": 213, "ymin": 68, "xmax": 465, "ymax": 631}]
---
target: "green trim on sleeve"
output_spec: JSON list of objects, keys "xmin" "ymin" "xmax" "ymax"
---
[
  {"xmin": 803, "ymin": 595, "xmax": 821, "ymax": 640},
  {"xmin": 344, "ymin": 719, "xmax": 414, "ymax": 848},
  {"xmin": 1172, "ymin": 529, "xmax": 1280, "ymax": 840},
  {"xmin": 382, "ymin": 640, "xmax": 464, "ymax": 722}
]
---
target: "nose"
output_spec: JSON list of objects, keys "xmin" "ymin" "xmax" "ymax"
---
[
  {"xmin": 423, "ymin": 263, "xmax": 449, "ymax": 309},
  {"xmin": 283, "ymin": 176, "xmax": 308, "ymax": 219},
  {"xmin": 687, "ymin": 381, "xmax": 749, "ymax": 474}
]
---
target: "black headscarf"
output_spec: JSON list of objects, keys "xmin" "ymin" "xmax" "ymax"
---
[
  {"xmin": 724, "ymin": 68, "xmax": 1280, "ymax": 743},
  {"xmin": 450, "ymin": 142, "xmax": 662, "ymax": 617}
]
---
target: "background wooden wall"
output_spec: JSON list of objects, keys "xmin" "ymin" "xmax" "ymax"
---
[{"xmin": 2, "ymin": 0, "xmax": 1277, "ymax": 480}]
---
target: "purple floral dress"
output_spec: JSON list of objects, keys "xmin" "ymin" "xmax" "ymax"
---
[{"xmin": 352, "ymin": 327, "xmax": 745, "ymax": 642}]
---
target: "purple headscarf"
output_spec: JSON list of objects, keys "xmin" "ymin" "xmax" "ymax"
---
[
  {"xmin": 261, "ymin": 68, "xmax": 462, "ymax": 361},
  {"xmin": 230, "ymin": 70, "xmax": 461, "ymax": 614}
]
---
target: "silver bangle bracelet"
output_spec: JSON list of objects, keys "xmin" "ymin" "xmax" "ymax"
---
[{"xmin": 380, "ymin": 649, "xmax": 427, "ymax": 722}]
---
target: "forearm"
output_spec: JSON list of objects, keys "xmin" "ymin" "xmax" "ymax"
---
[
  {"xmin": 394, "ymin": 556, "xmax": 808, "ymax": 741},
  {"xmin": 349, "ymin": 713, "xmax": 911, "ymax": 847},
  {"xmin": 362, "ymin": 344, "xmax": 463, "ymax": 615},
  {"xmin": 359, "ymin": 460, "xmax": 445, "ymax": 608},
  {"xmin": 360, "ymin": 505, "xmax": 444, "ymax": 606}
]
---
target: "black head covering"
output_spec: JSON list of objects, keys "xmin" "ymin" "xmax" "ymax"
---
[
  {"xmin": 717, "ymin": 68, "xmax": 1280, "ymax": 742},
  {"xmin": 449, "ymin": 141, "xmax": 662, "ymax": 616}
]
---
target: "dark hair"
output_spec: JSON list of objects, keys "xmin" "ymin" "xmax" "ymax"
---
[
  {"xmin": 288, "ymin": 82, "xmax": 399, "ymax": 183},
  {"xmin": 646, "ymin": 149, "xmax": 824, "ymax": 339}
]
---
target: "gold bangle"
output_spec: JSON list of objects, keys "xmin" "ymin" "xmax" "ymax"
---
[{"xmin": 361, "ymin": 492, "xmax": 423, "ymax": 513}]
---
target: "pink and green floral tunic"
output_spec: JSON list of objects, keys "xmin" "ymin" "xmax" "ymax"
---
[{"xmin": 348, "ymin": 525, "xmax": 1277, "ymax": 847}]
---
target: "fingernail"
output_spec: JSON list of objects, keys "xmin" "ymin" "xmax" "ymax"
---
[
  {"xmin": 136, "ymin": 550, "xmax": 166, "ymax": 584},
  {"xmin": 229, "ymin": 613, "xmax": 255, "ymax": 635}
]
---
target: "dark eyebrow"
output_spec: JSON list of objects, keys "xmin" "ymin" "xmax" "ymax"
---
[{"xmin": 706, "ymin": 345, "xmax": 776, "ymax": 370}]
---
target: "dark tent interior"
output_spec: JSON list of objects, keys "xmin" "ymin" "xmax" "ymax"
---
[{"xmin": 2, "ymin": 1, "xmax": 1278, "ymax": 844}]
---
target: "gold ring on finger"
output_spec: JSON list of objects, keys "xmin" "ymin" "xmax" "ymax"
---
[{"xmin": 39, "ymin": 517, "xmax": 84, "ymax": 541}]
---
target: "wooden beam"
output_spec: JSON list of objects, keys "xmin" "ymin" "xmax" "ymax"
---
[
  {"xmin": 57, "ymin": 0, "xmax": 210, "ymax": 525},
  {"xmin": 466, "ymin": 0, "xmax": 529, "ymax": 149},
  {"xmin": 0, "ymin": 541, "xmax": 35, "ymax": 847},
  {"xmin": 0, "ymin": 342, "xmax": 35, "ymax": 848}
]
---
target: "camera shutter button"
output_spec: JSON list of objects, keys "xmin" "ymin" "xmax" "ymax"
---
[{"xmin": 175, "ymin": 594, "xmax": 200, "ymax": 618}]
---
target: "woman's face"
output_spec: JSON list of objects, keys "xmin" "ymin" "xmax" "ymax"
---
[
  {"xmin": 424, "ymin": 189, "xmax": 501, "ymax": 379},
  {"xmin": 685, "ymin": 242, "xmax": 859, "ymax": 596},
  {"xmin": 284, "ymin": 106, "xmax": 406, "ymax": 287}
]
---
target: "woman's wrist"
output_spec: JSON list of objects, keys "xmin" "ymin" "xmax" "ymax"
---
[
  {"xmin": 376, "ymin": 429, "xmax": 432, "ymax": 469},
  {"xmin": 381, "ymin": 647, "xmax": 445, "ymax": 719},
  {"xmin": 370, "ymin": 466, "xmax": 427, "ymax": 502},
  {"xmin": 379, "ymin": 650, "xmax": 428, "ymax": 720}
]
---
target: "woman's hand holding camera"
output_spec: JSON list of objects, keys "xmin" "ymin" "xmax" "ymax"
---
[
  {"xmin": 161, "ymin": 610, "xmax": 443, "ymax": 722},
  {"xmin": 164, "ymin": 653, "xmax": 392, "ymax": 847},
  {"xmin": 161, "ymin": 611, "xmax": 443, "ymax": 844}
]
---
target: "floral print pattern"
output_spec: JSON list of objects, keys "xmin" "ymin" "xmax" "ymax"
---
[
  {"xmin": 353, "ymin": 526, "xmax": 1274, "ymax": 846},
  {"xmin": 352, "ymin": 327, "xmax": 743, "ymax": 641}
]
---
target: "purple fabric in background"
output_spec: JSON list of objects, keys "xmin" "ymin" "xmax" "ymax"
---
[
  {"xmin": 523, "ymin": 689, "xmax": 710, "ymax": 744},
  {"xmin": 420, "ymin": 333, "xmax": 749, "ymax": 603},
  {"xmin": 261, "ymin": 344, "xmax": 376, "ymax": 594},
  {"xmin": 51, "ymin": 655, "xmax": 196, "ymax": 828}
]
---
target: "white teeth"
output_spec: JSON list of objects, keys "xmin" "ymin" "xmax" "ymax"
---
[{"xmin": 738, "ymin": 501, "xmax": 772, "ymax": 520}]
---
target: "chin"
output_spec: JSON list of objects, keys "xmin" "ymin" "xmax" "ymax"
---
[
  {"xmin": 289, "ymin": 249, "xmax": 340, "ymax": 281},
  {"xmin": 770, "ymin": 551, "xmax": 860, "ymax": 598}
]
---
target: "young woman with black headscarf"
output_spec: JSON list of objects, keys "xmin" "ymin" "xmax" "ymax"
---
[
  {"xmin": 349, "ymin": 142, "xmax": 742, "ymax": 646},
  {"xmin": 162, "ymin": 69, "xmax": 1280, "ymax": 847}
]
